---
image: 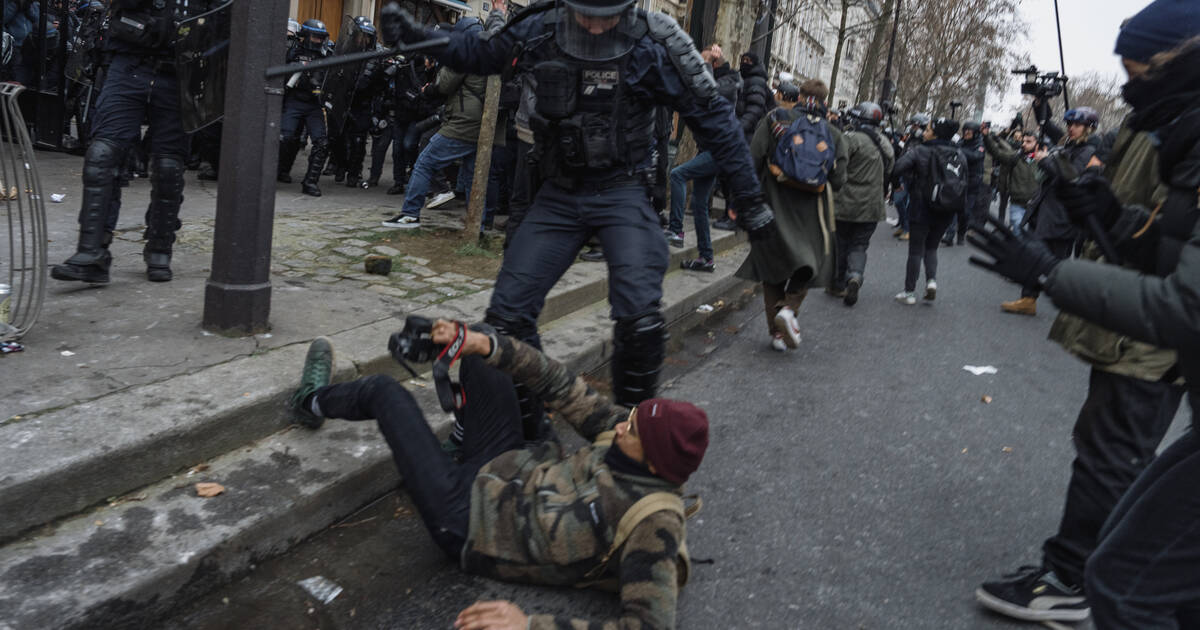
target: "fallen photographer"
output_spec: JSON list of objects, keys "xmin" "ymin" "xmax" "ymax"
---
[{"xmin": 287, "ymin": 318, "xmax": 708, "ymax": 629}]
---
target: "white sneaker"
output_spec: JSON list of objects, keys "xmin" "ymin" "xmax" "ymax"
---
[
  {"xmin": 770, "ymin": 335, "xmax": 788, "ymax": 352},
  {"xmin": 425, "ymin": 191, "xmax": 456, "ymax": 209},
  {"xmin": 895, "ymin": 291, "xmax": 917, "ymax": 305},
  {"xmin": 382, "ymin": 214, "xmax": 421, "ymax": 228},
  {"xmin": 924, "ymin": 279, "xmax": 938, "ymax": 301},
  {"xmin": 773, "ymin": 307, "xmax": 802, "ymax": 349}
]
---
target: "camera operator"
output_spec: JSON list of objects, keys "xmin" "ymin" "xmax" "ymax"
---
[
  {"xmin": 983, "ymin": 128, "xmax": 1041, "ymax": 240},
  {"xmin": 286, "ymin": 319, "xmax": 709, "ymax": 629},
  {"xmin": 969, "ymin": 6, "xmax": 1200, "ymax": 622},
  {"xmin": 993, "ymin": 103, "xmax": 1101, "ymax": 317}
]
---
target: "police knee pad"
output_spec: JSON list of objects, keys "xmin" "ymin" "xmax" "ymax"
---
[
  {"xmin": 484, "ymin": 310, "xmax": 540, "ymax": 348},
  {"xmin": 611, "ymin": 311, "xmax": 667, "ymax": 407},
  {"xmin": 150, "ymin": 155, "xmax": 185, "ymax": 196},
  {"xmin": 82, "ymin": 138, "xmax": 124, "ymax": 185}
]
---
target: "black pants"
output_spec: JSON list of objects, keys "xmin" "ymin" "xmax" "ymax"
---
[
  {"xmin": 833, "ymin": 220, "xmax": 877, "ymax": 289},
  {"xmin": 1020, "ymin": 238, "xmax": 1075, "ymax": 298},
  {"xmin": 1087, "ymin": 427, "xmax": 1200, "ymax": 629},
  {"xmin": 313, "ymin": 356, "xmax": 524, "ymax": 559},
  {"xmin": 904, "ymin": 212, "xmax": 955, "ymax": 292},
  {"xmin": 1041, "ymin": 368, "xmax": 1184, "ymax": 588}
]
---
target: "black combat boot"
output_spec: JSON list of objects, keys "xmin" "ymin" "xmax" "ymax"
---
[
  {"xmin": 277, "ymin": 137, "xmax": 302, "ymax": 183},
  {"xmin": 142, "ymin": 155, "xmax": 185, "ymax": 282},
  {"xmin": 301, "ymin": 140, "xmax": 327, "ymax": 197},
  {"xmin": 51, "ymin": 139, "xmax": 122, "ymax": 284}
]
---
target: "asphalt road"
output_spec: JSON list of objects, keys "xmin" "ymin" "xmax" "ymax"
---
[{"xmin": 161, "ymin": 223, "xmax": 1189, "ymax": 630}]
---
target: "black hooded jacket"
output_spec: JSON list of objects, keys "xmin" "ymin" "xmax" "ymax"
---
[{"xmin": 737, "ymin": 59, "xmax": 770, "ymax": 141}]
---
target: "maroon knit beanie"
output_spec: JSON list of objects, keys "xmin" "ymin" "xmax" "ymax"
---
[{"xmin": 635, "ymin": 398, "xmax": 709, "ymax": 485}]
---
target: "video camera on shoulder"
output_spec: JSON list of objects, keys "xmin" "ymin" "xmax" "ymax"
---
[{"xmin": 1013, "ymin": 65, "xmax": 1066, "ymax": 100}]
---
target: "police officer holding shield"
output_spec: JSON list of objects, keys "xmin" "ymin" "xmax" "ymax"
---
[
  {"xmin": 380, "ymin": 0, "xmax": 774, "ymax": 419},
  {"xmin": 51, "ymin": 0, "xmax": 215, "ymax": 285}
]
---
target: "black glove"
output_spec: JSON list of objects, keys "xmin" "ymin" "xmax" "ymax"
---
[
  {"xmin": 1056, "ymin": 169, "xmax": 1123, "ymax": 229},
  {"xmin": 967, "ymin": 216, "xmax": 1061, "ymax": 291},
  {"xmin": 735, "ymin": 201, "xmax": 777, "ymax": 242},
  {"xmin": 1033, "ymin": 97, "xmax": 1051, "ymax": 126},
  {"xmin": 380, "ymin": 2, "xmax": 425, "ymax": 47}
]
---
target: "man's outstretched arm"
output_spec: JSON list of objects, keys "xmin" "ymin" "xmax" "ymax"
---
[{"xmin": 431, "ymin": 320, "xmax": 623, "ymax": 440}]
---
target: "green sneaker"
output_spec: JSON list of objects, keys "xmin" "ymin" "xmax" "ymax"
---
[{"xmin": 290, "ymin": 337, "xmax": 334, "ymax": 429}]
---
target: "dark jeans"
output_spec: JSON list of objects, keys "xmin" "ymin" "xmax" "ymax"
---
[
  {"xmin": 1040, "ymin": 369, "xmax": 1184, "ymax": 588},
  {"xmin": 834, "ymin": 220, "xmax": 877, "ymax": 288},
  {"xmin": 668, "ymin": 151, "xmax": 718, "ymax": 260},
  {"xmin": 1086, "ymin": 426, "xmax": 1200, "ymax": 629},
  {"xmin": 1020, "ymin": 238, "xmax": 1075, "ymax": 298},
  {"xmin": 369, "ymin": 119, "xmax": 421, "ymax": 184},
  {"xmin": 997, "ymin": 190, "xmax": 1009, "ymax": 226},
  {"xmin": 488, "ymin": 181, "xmax": 667, "ymax": 342},
  {"xmin": 893, "ymin": 182, "xmax": 911, "ymax": 232},
  {"xmin": 904, "ymin": 212, "xmax": 955, "ymax": 292},
  {"xmin": 313, "ymin": 356, "xmax": 524, "ymax": 559}
]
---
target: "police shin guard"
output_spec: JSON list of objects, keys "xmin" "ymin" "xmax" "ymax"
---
[
  {"xmin": 302, "ymin": 140, "xmax": 327, "ymax": 197},
  {"xmin": 277, "ymin": 137, "xmax": 302, "ymax": 183},
  {"xmin": 484, "ymin": 310, "xmax": 546, "ymax": 441},
  {"xmin": 143, "ymin": 155, "xmax": 185, "ymax": 282},
  {"xmin": 611, "ymin": 312, "xmax": 667, "ymax": 408},
  {"xmin": 51, "ymin": 138, "xmax": 121, "ymax": 284}
]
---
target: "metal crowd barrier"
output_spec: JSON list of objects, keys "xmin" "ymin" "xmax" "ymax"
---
[{"xmin": 0, "ymin": 82, "xmax": 48, "ymax": 341}]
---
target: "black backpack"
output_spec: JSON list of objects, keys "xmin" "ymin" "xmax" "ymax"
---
[{"xmin": 924, "ymin": 145, "xmax": 968, "ymax": 213}]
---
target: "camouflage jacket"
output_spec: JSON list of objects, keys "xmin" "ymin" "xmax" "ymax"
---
[
  {"xmin": 1047, "ymin": 123, "xmax": 1178, "ymax": 381},
  {"xmin": 467, "ymin": 332, "xmax": 687, "ymax": 629}
]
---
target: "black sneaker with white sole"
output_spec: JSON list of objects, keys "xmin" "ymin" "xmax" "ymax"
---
[{"xmin": 976, "ymin": 565, "xmax": 1090, "ymax": 622}]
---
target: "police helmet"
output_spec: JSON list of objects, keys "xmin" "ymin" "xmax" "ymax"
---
[
  {"xmin": 355, "ymin": 15, "xmax": 377, "ymax": 45},
  {"xmin": 908, "ymin": 113, "xmax": 931, "ymax": 129},
  {"xmin": 849, "ymin": 101, "xmax": 884, "ymax": 126},
  {"xmin": 961, "ymin": 120, "xmax": 982, "ymax": 133},
  {"xmin": 1063, "ymin": 107, "xmax": 1099, "ymax": 128},
  {"xmin": 932, "ymin": 117, "xmax": 960, "ymax": 140},
  {"xmin": 287, "ymin": 18, "xmax": 301, "ymax": 39},
  {"xmin": 299, "ymin": 19, "xmax": 328, "ymax": 49}
]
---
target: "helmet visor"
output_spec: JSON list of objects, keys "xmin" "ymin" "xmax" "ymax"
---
[{"xmin": 556, "ymin": 4, "xmax": 638, "ymax": 61}]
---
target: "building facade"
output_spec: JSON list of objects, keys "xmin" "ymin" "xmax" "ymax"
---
[{"xmin": 767, "ymin": 0, "xmax": 880, "ymax": 109}]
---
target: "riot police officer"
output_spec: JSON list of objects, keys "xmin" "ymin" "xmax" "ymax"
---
[
  {"xmin": 50, "ymin": 0, "xmax": 213, "ymax": 284},
  {"xmin": 341, "ymin": 16, "xmax": 381, "ymax": 188},
  {"xmin": 381, "ymin": 0, "xmax": 774, "ymax": 414},
  {"xmin": 278, "ymin": 19, "xmax": 332, "ymax": 197}
]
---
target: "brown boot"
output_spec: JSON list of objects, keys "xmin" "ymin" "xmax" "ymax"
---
[{"xmin": 1001, "ymin": 296, "xmax": 1037, "ymax": 316}]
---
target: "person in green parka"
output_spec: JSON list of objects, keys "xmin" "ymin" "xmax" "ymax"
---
[{"xmin": 735, "ymin": 79, "xmax": 847, "ymax": 351}]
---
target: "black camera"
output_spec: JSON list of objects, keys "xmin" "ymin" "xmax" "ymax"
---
[
  {"xmin": 1013, "ymin": 65, "xmax": 1065, "ymax": 100},
  {"xmin": 388, "ymin": 315, "xmax": 439, "ymax": 369}
]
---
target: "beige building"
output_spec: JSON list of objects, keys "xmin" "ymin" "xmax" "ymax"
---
[{"xmin": 768, "ymin": 0, "xmax": 881, "ymax": 108}]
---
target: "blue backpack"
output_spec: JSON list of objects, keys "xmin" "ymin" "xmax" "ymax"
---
[{"xmin": 768, "ymin": 109, "xmax": 838, "ymax": 192}]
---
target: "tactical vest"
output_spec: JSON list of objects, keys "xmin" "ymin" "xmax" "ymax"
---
[
  {"xmin": 527, "ymin": 19, "xmax": 655, "ymax": 185},
  {"xmin": 285, "ymin": 42, "xmax": 330, "ymax": 102},
  {"xmin": 108, "ymin": 0, "xmax": 208, "ymax": 53}
]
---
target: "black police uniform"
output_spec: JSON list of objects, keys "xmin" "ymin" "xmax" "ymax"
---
[
  {"xmin": 51, "ymin": 0, "xmax": 211, "ymax": 284},
  {"xmin": 383, "ymin": 2, "xmax": 769, "ymax": 409},
  {"xmin": 279, "ymin": 21, "xmax": 332, "ymax": 197},
  {"xmin": 341, "ymin": 20, "xmax": 382, "ymax": 188}
]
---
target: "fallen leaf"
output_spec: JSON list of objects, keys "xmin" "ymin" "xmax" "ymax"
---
[
  {"xmin": 94, "ymin": 520, "xmax": 104, "ymax": 526},
  {"xmin": 981, "ymin": 395, "xmax": 993, "ymax": 404},
  {"xmin": 1001, "ymin": 446, "xmax": 1013, "ymax": 453},
  {"xmin": 723, "ymin": 326, "xmax": 740, "ymax": 334},
  {"xmin": 190, "ymin": 464, "xmax": 211, "ymax": 474},
  {"xmin": 196, "ymin": 482, "xmax": 225, "ymax": 498},
  {"xmin": 961, "ymin": 448, "xmax": 968, "ymax": 454}
]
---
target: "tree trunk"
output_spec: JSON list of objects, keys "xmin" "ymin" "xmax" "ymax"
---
[
  {"xmin": 855, "ymin": 0, "xmax": 893, "ymax": 104},
  {"xmin": 828, "ymin": 0, "xmax": 850, "ymax": 106}
]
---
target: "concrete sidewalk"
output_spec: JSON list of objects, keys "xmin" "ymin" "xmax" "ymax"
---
[{"xmin": 0, "ymin": 149, "xmax": 755, "ymax": 629}]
